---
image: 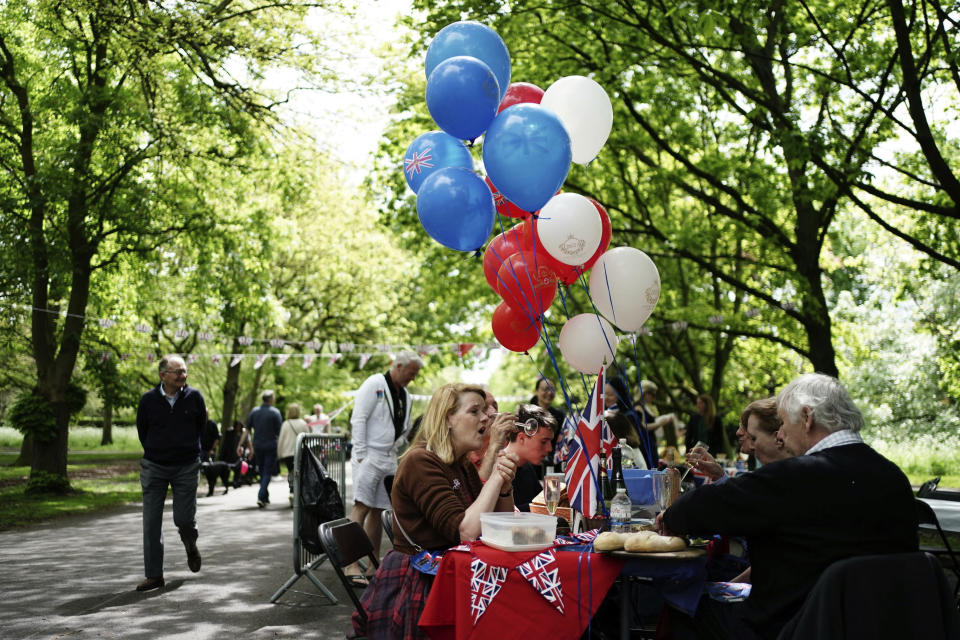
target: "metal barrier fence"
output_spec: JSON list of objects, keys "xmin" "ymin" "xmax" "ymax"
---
[{"xmin": 269, "ymin": 432, "xmax": 348, "ymax": 604}]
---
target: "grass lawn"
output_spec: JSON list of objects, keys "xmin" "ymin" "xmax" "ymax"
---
[{"xmin": 0, "ymin": 451, "xmax": 142, "ymax": 530}]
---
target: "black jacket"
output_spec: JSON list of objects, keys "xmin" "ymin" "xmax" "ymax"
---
[
  {"xmin": 664, "ymin": 442, "xmax": 918, "ymax": 640},
  {"xmin": 137, "ymin": 384, "xmax": 206, "ymax": 465}
]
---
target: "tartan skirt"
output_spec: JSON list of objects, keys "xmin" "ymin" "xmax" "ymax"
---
[{"xmin": 351, "ymin": 549, "xmax": 435, "ymax": 640}]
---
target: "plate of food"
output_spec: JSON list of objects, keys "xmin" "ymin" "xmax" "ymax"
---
[{"xmin": 592, "ymin": 530, "xmax": 706, "ymax": 558}]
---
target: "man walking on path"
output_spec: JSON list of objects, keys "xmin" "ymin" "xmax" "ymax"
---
[
  {"xmin": 135, "ymin": 354, "xmax": 206, "ymax": 591},
  {"xmin": 248, "ymin": 390, "xmax": 283, "ymax": 508},
  {"xmin": 343, "ymin": 351, "xmax": 423, "ymax": 585}
]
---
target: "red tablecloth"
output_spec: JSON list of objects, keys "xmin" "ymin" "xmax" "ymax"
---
[{"xmin": 419, "ymin": 542, "xmax": 624, "ymax": 640}]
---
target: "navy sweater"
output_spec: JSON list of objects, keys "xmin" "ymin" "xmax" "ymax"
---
[{"xmin": 137, "ymin": 384, "xmax": 206, "ymax": 465}]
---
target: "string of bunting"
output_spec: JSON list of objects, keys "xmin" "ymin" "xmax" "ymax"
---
[{"xmin": 17, "ymin": 302, "xmax": 775, "ymax": 367}]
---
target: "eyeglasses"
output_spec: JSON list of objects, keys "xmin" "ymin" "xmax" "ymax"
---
[
  {"xmin": 163, "ymin": 369, "xmax": 187, "ymax": 376},
  {"xmin": 515, "ymin": 418, "xmax": 541, "ymax": 437}
]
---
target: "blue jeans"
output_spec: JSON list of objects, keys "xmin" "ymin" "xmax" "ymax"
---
[
  {"xmin": 254, "ymin": 447, "xmax": 277, "ymax": 503},
  {"xmin": 140, "ymin": 458, "xmax": 200, "ymax": 578}
]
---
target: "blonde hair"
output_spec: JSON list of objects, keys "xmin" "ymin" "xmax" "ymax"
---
[
  {"xmin": 416, "ymin": 383, "xmax": 487, "ymax": 464},
  {"xmin": 286, "ymin": 403, "xmax": 301, "ymax": 419}
]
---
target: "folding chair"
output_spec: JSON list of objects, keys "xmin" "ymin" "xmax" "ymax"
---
[
  {"xmin": 381, "ymin": 508, "xmax": 395, "ymax": 544},
  {"xmin": 916, "ymin": 498, "xmax": 960, "ymax": 602},
  {"xmin": 318, "ymin": 517, "xmax": 380, "ymax": 626}
]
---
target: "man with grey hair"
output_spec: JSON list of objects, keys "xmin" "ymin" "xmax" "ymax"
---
[
  {"xmin": 661, "ymin": 372, "xmax": 917, "ymax": 640},
  {"xmin": 247, "ymin": 389, "xmax": 283, "ymax": 508},
  {"xmin": 135, "ymin": 354, "xmax": 206, "ymax": 591},
  {"xmin": 343, "ymin": 351, "xmax": 423, "ymax": 585}
]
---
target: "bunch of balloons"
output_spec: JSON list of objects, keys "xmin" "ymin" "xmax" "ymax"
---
[{"xmin": 402, "ymin": 20, "xmax": 658, "ymax": 373}]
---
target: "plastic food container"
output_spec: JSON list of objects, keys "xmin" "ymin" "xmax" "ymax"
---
[{"xmin": 480, "ymin": 512, "xmax": 557, "ymax": 551}]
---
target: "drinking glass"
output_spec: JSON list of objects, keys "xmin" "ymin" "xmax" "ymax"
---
[
  {"xmin": 544, "ymin": 473, "xmax": 563, "ymax": 515},
  {"xmin": 652, "ymin": 472, "xmax": 670, "ymax": 513}
]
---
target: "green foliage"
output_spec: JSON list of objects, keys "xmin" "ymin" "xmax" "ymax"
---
[
  {"xmin": 7, "ymin": 392, "xmax": 57, "ymax": 444},
  {"xmin": 24, "ymin": 470, "xmax": 72, "ymax": 495}
]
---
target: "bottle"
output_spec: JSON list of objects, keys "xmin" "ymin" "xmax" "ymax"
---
[
  {"xmin": 599, "ymin": 451, "xmax": 614, "ymax": 503},
  {"xmin": 610, "ymin": 446, "xmax": 632, "ymax": 533},
  {"xmin": 611, "ymin": 445, "xmax": 625, "ymax": 488}
]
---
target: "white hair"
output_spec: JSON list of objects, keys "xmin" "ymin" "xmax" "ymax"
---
[
  {"xmin": 777, "ymin": 373, "xmax": 863, "ymax": 433},
  {"xmin": 394, "ymin": 351, "xmax": 425, "ymax": 368}
]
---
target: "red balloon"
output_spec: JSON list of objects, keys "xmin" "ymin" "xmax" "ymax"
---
[
  {"xmin": 582, "ymin": 198, "xmax": 612, "ymax": 273},
  {"xmin": 492, "ymin": 302, "xmax": 542, "ymax": 352},
  {"xmin": 497, "ymin": 82, "xmax": 545, "ymax": 114},
  {"xmin": 483, "ymin": 225, "xmax": 524, "ymax": 291},
  {"xmin": 496, "ymin": 251, "xmax": 558, "ymax": 316},
  {"xmin": 485, "ymin": 175, "xmax": 531, "ymax": 219}
]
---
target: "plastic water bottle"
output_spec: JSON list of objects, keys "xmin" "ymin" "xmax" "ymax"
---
[{"xmin": 610, "ymin": 487, "xmax": 632, "ymax": 533}]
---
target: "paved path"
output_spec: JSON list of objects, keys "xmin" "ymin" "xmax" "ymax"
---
[{"xmin": 0, "ymin": 473, "xmax": 368, "ymax": 639}]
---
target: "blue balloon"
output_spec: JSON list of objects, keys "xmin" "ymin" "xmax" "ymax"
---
[
  {"xmin": 426, "ymin": 56, "xmax": 500, "ymax": 142},
  {"xmin": 482, "ymin": 104, "xmax": 572, "ymax": 212},
  {"xmin": 416, "ymin": 167, "xmax": 495, "ymax": 252},
  {"xmin": 425, "ymin": 21, "xmax": 511, "ymax": 102},
  {"xmin": 403, "ymin": 131, "xmax": 474, "ymax": 193}
]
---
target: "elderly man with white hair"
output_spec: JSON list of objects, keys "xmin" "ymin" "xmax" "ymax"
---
[
  {"xmin": 661, "ymin": 373, "xmax": 917, "ymax": 640},
  {"xmin": 343, "ymin": 351, "xmax": 424, "ymax": 587}
]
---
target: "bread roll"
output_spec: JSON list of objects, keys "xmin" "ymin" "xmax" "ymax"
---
[
  {"xmin": 593, "ymin": 531, "xmax": 626, "ymax": 551},
  {"xmin": 623, "ymin": 532, "xmax": 687, "ymax": 552}
]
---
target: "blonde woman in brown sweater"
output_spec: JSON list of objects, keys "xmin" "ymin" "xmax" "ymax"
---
[{"xmin": 352, "ymin": 383, "xmax": 519, "ymax": 640}]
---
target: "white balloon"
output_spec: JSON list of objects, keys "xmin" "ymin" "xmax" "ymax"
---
[
  {"xmin": 540, "ymin": 75, "xmax": 613, "ymax": 165},
  {"xmin": 537, "ymin": 193, "xmax": 602, "ymax": 266},
  {"xmin": 558, "ymin": 313, "xmax": 619, "ymax": 373},
  {"xmin": 589, "ymin": 247, "xmax": 661, "ymax": 332}
]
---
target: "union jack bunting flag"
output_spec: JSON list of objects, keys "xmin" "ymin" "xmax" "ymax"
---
[{"xmin": 564, "ymin": 367, "xmax": 606, "ymax": 518}]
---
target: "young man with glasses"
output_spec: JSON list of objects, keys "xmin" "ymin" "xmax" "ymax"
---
[{"xmin": 135, "ymin": 354, "xmax": 207, "ymax": 591}]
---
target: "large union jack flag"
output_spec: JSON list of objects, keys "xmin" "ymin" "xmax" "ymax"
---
[{"xmin": 564, "ymin": 367, "xmax": 618, "ymax": 518}]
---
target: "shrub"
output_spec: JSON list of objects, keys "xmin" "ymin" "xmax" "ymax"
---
[{"xmin": 8, "ymin": 391, "xmax": 57, "ymax": 444}]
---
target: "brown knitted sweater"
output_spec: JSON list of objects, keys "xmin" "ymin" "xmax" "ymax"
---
[{"xmin": 391, "ymin": 444, "xmax": 483, "ymax": 554}]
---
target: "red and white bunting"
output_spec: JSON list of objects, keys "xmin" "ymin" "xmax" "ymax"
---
[
  {"xmin": 99, "ymin": 352, "xmax": 110, "ymax": 363},
  {"xmin": 340, "ymin": 342, "xmax": 355, "ymax": 352},
  {"xmin": 147, "ymin": 353, "xmax": 156, "ymax": 363},
  {"xmin": 275, "ymin": 354, "xmax": 290, "ymax": 367},
  {"xmin": 230, "ymin": 354, "xmax": 244, "ymax": 367},
  {"xmin": 458, "ymin": 343, "xmax": 475, "ymax": 358},
  {"xmin": 305, "ymin": 340, "xmax": 321, "ymax": 351},
  {"xmin": 238, "ymin": 336, "xmax": 254, "ymax": 346},
  {"xmin": 98, "ymin": 318, "xmax": 115, "ymax": 328},
  {"xmin": 187, "ymin": 353, "xmax": 199, "ymax": 364},
  {"xmin": 358, "ymin": 353, "xmax": 372, "ymax": 369},
  {"xmin": 210, "ymin": 354, "xmax": 222, "ymax": 365},
  {"xmin": 119, "ymin": 353, "xmax": 130, "ymax": 361},
  {"xmin": 175, "ymin": 328, "xmax": 189, "ymax": 339},
  {"xmin": 197, "ymin": 331, "xmax": 213, "ymax": 341},
  {"xmin": 269, "ymin": 338, "xmax": 285, "ymax": 349},
  {"xmin": 328, "ymin": 353, "xmax": 341, "ymax": 366},
  {"xmin": 302, "ymin": 354, "xmax": 315, "ymax": 369},
  {"xmin": 253, "ymin": 354, "xmax": 268, "ymax": 369},
  {"xmin": 135, "ymin": 323, "xmax": 150, "ymax": 333},
  {"xmin": 516, "ymin": 550, "xmax": 564, "ymax": 614},
  {"xmin": 469, "ymin": 557, "xmax": 509, "ymax": 624}
]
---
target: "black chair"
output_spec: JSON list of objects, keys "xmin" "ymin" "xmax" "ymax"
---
[
  {"xmin": 917, "ymin": 498, "xmax": 960, "ymax": 601},
  {"xmin": 920, "ymin": 477, "xmax": 942, "ymax": 498},
  {"xmin": 318, "ymin": 518, "xmax": 380, "ymax": 626},
  {"xmin": 381, "ymin": 508, "xmax": 395, "ymax": 544},
  {"xmin": 920, "ymin": 477, "xmax": 960, "ymax": 502},
  {"xmin": 778, "ymin": 552, "xmax": 960, "ymax": 640}
]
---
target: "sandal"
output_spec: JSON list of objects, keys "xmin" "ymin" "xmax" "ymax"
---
[{"xmin": 345, "ymin": 574, "xmax": 369, "ymax": 589}]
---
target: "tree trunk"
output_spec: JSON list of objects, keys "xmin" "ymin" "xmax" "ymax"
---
[
  {"xmin": 15, "ymin": 433, "xmax": 34, "ymax": 467},
  {"xmin": 27, "ymin": 399, "xmax": 71, "ymax": 494},
  {"xmin": 219, "ymin": 335, "xmax": 244, "ymax": 447},
  {"xmin": 101, "ymin": 400, "xmax": 113, "ymax": 446}
]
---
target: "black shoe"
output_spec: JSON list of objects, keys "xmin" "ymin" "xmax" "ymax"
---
[
  {"xmin": 136, "ymin": 576, "xmax": 165, "ymax": 591},
  {"xmin": 185, "ymin": 541, "xmax": 201, "ymax": 572}
]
